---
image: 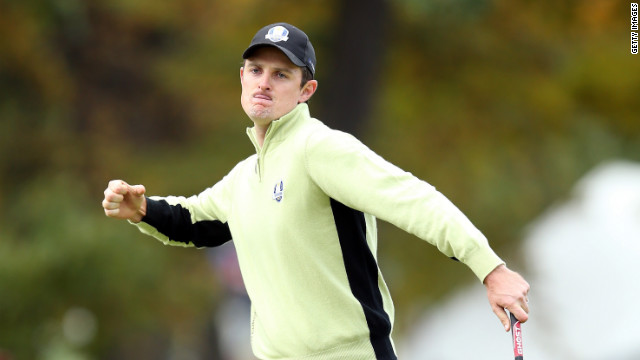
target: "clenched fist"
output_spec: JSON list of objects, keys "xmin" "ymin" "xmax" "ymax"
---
[{"xmin": 102, "ymin": 180, "xmax": 147, "ymax": 223}]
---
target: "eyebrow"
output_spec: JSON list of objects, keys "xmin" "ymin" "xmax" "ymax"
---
[{"xmin": 245, "ymin": 60, "xmax": 298, "ymax": 74}]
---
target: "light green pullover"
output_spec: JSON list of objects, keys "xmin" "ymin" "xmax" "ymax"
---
[{"xmin": 134, "ymin": 103, "xmax": 504, "ymax": 359}]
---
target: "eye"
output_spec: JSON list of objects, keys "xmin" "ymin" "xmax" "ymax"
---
[
  {"xmin": 275, "ymin": 72, "xmax": 288, "ymax": 79},
  {"xmin": 248, "ymin": 67, "xmax": 261, "ymax": 75}
]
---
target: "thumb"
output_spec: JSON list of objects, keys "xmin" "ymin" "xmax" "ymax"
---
[{"xmin": 130, "ymin": 184, "xmax": 146, "ymax": 197}]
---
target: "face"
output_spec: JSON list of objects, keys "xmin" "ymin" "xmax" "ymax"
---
[{"xmin": 240, "ymin": 47, "xmax": 317, "ymax": 126}]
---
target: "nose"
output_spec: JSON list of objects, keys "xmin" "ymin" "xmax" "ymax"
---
[{"xmin": 257, "ymin": 74, "xmax": 271, "ymax": 91}]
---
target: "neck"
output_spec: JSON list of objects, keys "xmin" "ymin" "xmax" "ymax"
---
[{"xmin": 254, "ymin": 122, "xmax": 269, "ymax": 147}]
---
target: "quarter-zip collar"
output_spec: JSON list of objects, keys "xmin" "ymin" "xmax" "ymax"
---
[
  {"xmin": 246, "ymin": 103, "xmax": 310, "ymax": 152},
  {"xmin": 246, "ymin": 103, "xmax": 310, "ymax": 180}
]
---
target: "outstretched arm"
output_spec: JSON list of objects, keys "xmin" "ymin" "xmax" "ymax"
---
[
  {"xmin": 102, "ymin": 179, "xmax": 147, "ymax": 222},
  {"xmin": 483, "ymin": 264, "xmax": 530, "ymax": 331}
]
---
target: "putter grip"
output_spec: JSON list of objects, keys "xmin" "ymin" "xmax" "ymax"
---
[{"xmin": 510, "ymin": 312, "xmax": 523, "ymax": 360}]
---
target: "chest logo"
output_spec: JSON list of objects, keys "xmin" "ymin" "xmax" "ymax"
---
[{"xmin": 272, "ymin": 180, "xmax": 284, "ymax": 202}]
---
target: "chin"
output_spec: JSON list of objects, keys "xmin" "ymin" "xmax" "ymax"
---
[
  {"xmin": 248, "ymin": 110, "xmax": 276, "ymax": 124},
  {"xmin": 250, "ymin": 108, "xmax": 271, "ymax": 119}
]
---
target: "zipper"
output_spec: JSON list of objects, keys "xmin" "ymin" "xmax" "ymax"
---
[
  {"xmin": 247, "ymin": 117, "xmax": 282, "ymax": 183},
  {"xmin": 248, "ymin": 128, "xmax": 272, "ymax": 183}
]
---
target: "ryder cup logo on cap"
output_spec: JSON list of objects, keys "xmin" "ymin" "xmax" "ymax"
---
[
  {"xmin": 265, "ymin": 26, "xmax": 289, "ymax": 42},
  {"xmin": 243, "ymin": 22, "xmax": 317, "ymax": 78}
]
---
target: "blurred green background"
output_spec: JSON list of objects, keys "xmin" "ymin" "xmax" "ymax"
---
[{"xmin": 1, "ymin": 0, "xmax": 637, "ymax": 358}]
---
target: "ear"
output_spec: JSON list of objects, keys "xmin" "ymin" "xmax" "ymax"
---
[
  {"xmin": 240, "ymin": 67, "xmax": 244, "ymax": 84},
  {"xmin": 298, "ymin": 80, "xmax": 318, "ymax": 103}
]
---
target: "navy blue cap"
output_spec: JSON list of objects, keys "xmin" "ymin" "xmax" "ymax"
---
[{"xmin": 243, "ymin": 23, "xmax": 316, "ymax": 78}]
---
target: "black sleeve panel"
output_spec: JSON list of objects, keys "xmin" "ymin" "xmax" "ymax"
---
[{"xmin": 141, "ymin": 197, "xmax": 232, "ymax": 248}]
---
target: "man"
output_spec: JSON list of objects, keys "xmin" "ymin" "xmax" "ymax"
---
[{"xmin": 102, "ymin": 23, "xmax": 529, "ymax": 359}]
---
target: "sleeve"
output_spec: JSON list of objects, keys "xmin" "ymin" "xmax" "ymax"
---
[
  {"xmin": 130, "ymin": 168, "xmax": 235, "ymax": 248},
  {"xmin": 304, "ymin": 129, "xmax": 504, "ymax": 282}
]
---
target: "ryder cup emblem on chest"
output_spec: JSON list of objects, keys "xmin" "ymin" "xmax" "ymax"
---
[
  {"xmin": 272, "ymin": 180, "xmax": 284, "ymax": 202},
  {"xmin": 265, "ymin": 26, "xmax": 289, "ymax": 42}
]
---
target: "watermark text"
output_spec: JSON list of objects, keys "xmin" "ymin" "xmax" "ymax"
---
[{"xmin": 632, "ymin": 3, "xmax": 638, "ymax": 54}]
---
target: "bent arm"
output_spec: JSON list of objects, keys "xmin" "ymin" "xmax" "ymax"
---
[
  {"xmin": 136, "ymin": 196, "xmax": 231, "ymax": 248},
  {"xmin": 104, "ymin": 173, "xmax": 235, "ymax": 248}
]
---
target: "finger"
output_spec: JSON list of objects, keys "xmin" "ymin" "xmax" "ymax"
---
[
  {"xmin": 108, "ymin": 180, "xmax": 129, "ymax": 195},
  {"xmin": 130, "ymin": 184, "xmax": 146, "ymax": 197},
  {"xmin": 104, "ymin": 207, "xmax": 120, "ymax": 217},
  {"xmin": 492, "ymin": 304, "xmax": 510, "ymax": 331},
  {"xmin": 507, "ymin": 305, "xmax": 529, "ymax": 324},
  {"xmin": 102, "ymin": 199, "xmax": 120, "ymax": 210},
  {"xmin": 103, "ymin": 190, "xmax": 124, "ymax": 203}
]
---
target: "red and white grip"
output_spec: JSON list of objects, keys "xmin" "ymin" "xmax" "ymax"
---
[{"xmin": 510, "ymin": 312, "xmax": 523, "ymax": 360}]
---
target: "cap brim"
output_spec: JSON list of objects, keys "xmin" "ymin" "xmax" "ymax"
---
[{"xmin": 242, "ymin": 43, "xmax": 306, "ymax": 67}]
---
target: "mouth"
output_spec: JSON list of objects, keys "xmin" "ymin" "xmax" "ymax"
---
[{"xmin": 253, "ymin": 93, "xmax": 272, "ymax": 103}]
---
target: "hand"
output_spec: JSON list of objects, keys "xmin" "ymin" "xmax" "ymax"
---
[
  {"xmin": 102, "ymin": 180, "xmax": 147, "ymax": 223},
  {"xmin": 483, "ymin": 264, "xmax": 530, "ymax": 331}
]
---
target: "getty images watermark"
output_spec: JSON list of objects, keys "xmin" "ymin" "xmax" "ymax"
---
[{"xmin": 632, "ymin": 3, "xmax": 639, "ymax": 54}]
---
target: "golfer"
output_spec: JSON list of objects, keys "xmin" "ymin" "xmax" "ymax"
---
[{"xmin": 102, "ymin": 22, "xmax": 530, "ymax": 359}]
